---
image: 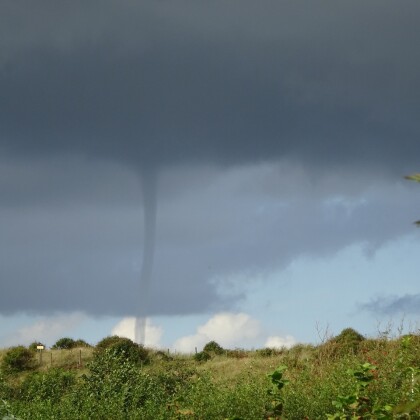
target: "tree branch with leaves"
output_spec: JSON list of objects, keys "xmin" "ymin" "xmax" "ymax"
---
[{"xmin": 405, "ymin": 173, "xmax": 420, "ymax": 226}]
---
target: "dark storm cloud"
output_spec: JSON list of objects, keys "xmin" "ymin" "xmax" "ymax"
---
[
  {"xmin": 361, "ymin": 294, "xmax": 420, "ymax": 316},
  {"xmin": 1, "ymin": 161, "xmax": 419, "ymax": 316},
  {"xmin": 1, "ymin": 1, "xmax": 420, "ymax": 318},
  {"xmin": 1, "ymin": 0, "xmax": 420, "ymax": 170}
]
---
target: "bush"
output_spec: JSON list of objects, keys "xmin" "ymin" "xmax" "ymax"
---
[
  {"xmin": 194, "ymin": 351, "xmax": 211, "ymax": 362},
  {"xmin": 52, "ymin": 338, "xmax": 77, "ymax": 350},
  {"xmin": 95, "ymin": 336, "xmax": 149, "ymax": 365},
  {"xmin": 152, "ymin": 350, "xmax": 173, "ymax": 362},
  {"xmin": 333, "ymin": 328, "xmax": 365, "ymax": 353},
  {"xmin": 203, "ymin": 340, "xmax": 224, "ymax": 355},
  {"xmin": 0, "ymin": 372, "xmax": 12, "ymax": 399},
  {"xmin": 73, "ymin": 349, "xmax": 188, "ymax": 418},
  {"xmin": 95, "ymin": 335, "xmax": 125, "ymax": 352},
  {"xmin": 1, "ymin": 346, "xmax": 35, "ymax": 374},
  {"xmin": 19, "ymin": 368, "xmax": 76, "ymax": 403},
  {"xmin": 316, "ymin": 328, "xmax": 366, "ymax": 360},
  {"xmin": 256, "ymin": 347, "xmax": 283, "ymax": 357},
  {"xmin": 73, "ymin": 339, "xmax": 92, "ymax": 348}
]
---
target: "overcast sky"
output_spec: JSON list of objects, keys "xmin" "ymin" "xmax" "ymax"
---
[{"xmin": 1, "ymin": 1, "xmax": 419, "ymax": 349}]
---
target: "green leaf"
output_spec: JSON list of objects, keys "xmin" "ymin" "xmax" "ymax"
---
[{"xmin": 405, "ymin": 173, "xmax": 420, "ymax": 182}]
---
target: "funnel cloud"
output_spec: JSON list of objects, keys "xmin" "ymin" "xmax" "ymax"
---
[
  {"xmin": 135, "ymin": 168, "xmax": 158, "ymax": 344},
  {"xmin": 0, "ymin": 1, "xmax": 420, "ymax": 328}
]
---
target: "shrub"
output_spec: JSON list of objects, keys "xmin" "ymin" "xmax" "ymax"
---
[
  {"xmin": 74, "ymin": 349, "xmax": 185, "ymax": 418},
  {"xmin": 74, "ymin": 339, "xmax": 92, "ymax": 348},
  {"xmin": 1, "ymin": 346, "xmax": 35, "ymax": 374},
  {"xmin": 19, "ymin": 368, "xmax": 76, "ymax": 403},
  {"xmin": 257, "ymin": 347, "xmax": 284, "ymax": 357},
  {"xmin": 52, "ymin": 337, "xmax": 77, "ymax": 350},
  {"xmin": 203, "ymin": 340, "xmax": 224, "ymax": 355},
  {"xmin": 316, "ymin": 328, "xmax": 365, "ymax": 360},
  {"xmin": 333, "ymin": 328, "xmax": 365, "ymax": 353},
  {"xmin": 95, "ymin": 335, "xmax": 124, "ymax": 352},
  {"xmin": 95, "ymin": 336, "xmax": 149, "ymax": 365},
  {"xmin": 194, "ymin": 351, "xmax": 211, "ymax": 362},
  {"xmin": 0, "ymin": 372, "xmax": 12, "ymax": 399},
  {"xmin": 152, "ymin": 350, "xmax": 173, "ymax": 362}
]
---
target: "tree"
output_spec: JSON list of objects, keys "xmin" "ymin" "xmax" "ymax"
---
[
  {"xmin": 73, "ymin": 339, "xmax": 92, "ymax": 348},
  {"xmin": 203, "ymin": 340, "xmax": 224, "ymax": 355},
  {"xmin": 405, "ymin": 173, "xmax": 420, "ymax": 226},
  {"xmin": 52, "ymin": 337, "xmax": 77, "ymax": 350}
]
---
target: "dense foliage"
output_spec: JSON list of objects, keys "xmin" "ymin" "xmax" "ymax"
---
[
  {"xmin": 1, "ymin": 346, "xmax": 35, "ymax": 375},
  {"xmin": 51, "ymin": 337, "xmax": 91, "ymax": 350},
  {"xmin": 0, "ymin": 330, "xmax": 419, "ymax": 419},
  {"xmin": 203, "ymin": 340, "xmax": 225, "ymax": 355},
  {"xmin": 325, "ymin": 327, "xmax": 366, "ymax": 356},
  {"xmin": 51, "ymin": 338, "xmax": 78, "ymax": 350},
  {"xmin": 94, "ymin": 336, "xmax": 149, "ymax": 365}
]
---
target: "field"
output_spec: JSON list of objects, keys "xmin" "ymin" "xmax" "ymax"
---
[{"xmin": 0, "ymin": 329, "xmax": 419, "ymax": 419}]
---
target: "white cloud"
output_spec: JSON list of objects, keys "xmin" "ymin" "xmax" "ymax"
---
[
  {"xmin": 111, "ymin": 317, "xmax": 163, "ymax": 348},
  {"xmin": 265, "ymin": 335, "xmax": 297, "ymax": 349},
  {"xmin": 172, "ymin": 312, "xmax": 262, "ymax": 353},
  {"xmin": 3, "ymin": 312, "xmax": 86, "ymax": 347}
]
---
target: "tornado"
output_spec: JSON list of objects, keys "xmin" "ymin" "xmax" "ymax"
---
[{"xmin": 134, "ymin": 167, "xmax": 157, "ymax": 344}]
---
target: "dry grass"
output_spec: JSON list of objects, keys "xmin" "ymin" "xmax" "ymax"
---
[
  {"xmin": 37, "ymin": 347, "xmax": 94, "ymax": 375},
  {"xmin": 196, "ymin": 354, "xmax": 285, "ymax": 384}
]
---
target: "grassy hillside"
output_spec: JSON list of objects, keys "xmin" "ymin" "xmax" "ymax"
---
[{"xmin": 0, "ymin": 331, "xmax": 419, "ymax": 419}]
